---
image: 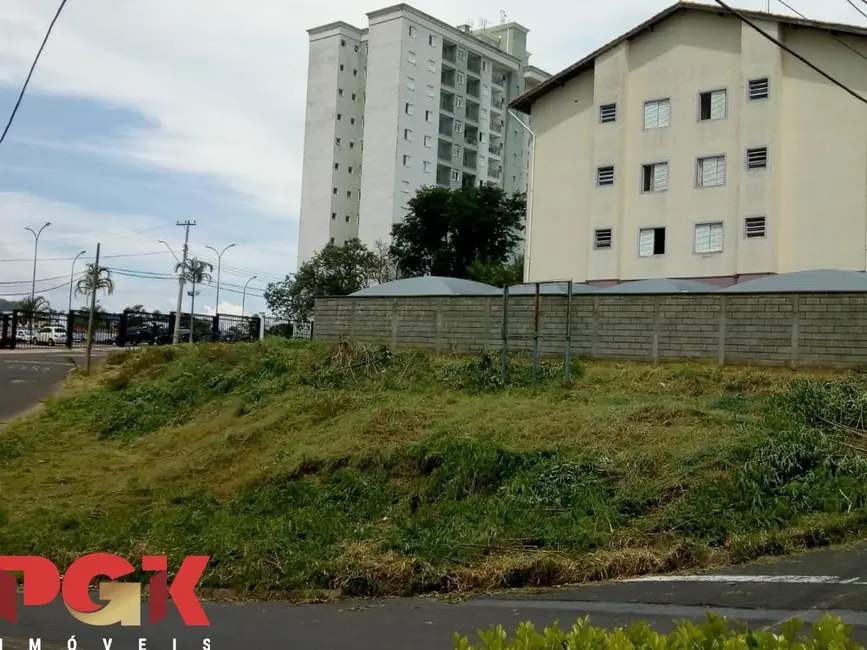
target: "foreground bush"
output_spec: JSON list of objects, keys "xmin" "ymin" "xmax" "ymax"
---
[{"xmin": 455, "ymin": 615, "xmax": 862, "ymax": 650}]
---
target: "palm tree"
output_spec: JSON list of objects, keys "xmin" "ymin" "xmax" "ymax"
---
[
  {"xmin": 18, "ymin": 295, "xmax": 50, "ymax": 314},
  {"xmin": 176, "ymin": 258, "xmax": 213, "ymax": 343},
  {"xmin": 75, "ymin": 264, "xmax": 115, "ymax": 301}
]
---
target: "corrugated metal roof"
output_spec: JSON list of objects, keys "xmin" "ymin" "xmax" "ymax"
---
[
  {"xmin": 491, "ymin": 282, "xmax": 598, "ymax": 295},
  {"xmin": 594, "ymin": 278, "xmax": 718, "ymax": 294},
  {"xmin": 718, "ymin": 270, "xmax": 867, "ymax": 293},
  {"xmin": 349, "ymin": 276, "xmax": 496, "ymax": 297}
]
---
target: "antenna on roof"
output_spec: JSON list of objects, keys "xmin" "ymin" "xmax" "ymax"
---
[
  {"xmin": 479, "ymin": 16, "xmax": 488, "ymax": 29},
  {"xmin": 500, "ymin": 10, "xmax": 506, "ymax": 24}
]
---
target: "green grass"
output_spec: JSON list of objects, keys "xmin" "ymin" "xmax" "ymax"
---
[{"xmin": 2, "ymin": 339, "xmax": 867, "ymax": 599}]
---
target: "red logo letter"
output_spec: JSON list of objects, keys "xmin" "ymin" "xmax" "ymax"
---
[
  {"xmin": 146, "ymin": 556, "xmax": 209, "ymax": 626},
  {"xmin": 0, "ymin": 556, "xmax": 61, "ymax": 623},
  {"xmin": 62, "ymin": 553, "xmax": 135, "ymax": 615}
]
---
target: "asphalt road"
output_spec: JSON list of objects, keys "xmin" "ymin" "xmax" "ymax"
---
[
  {"xmin": 4, "ymin": 544, "xmax": 867, "ymax": 649},
  {"xmin": 0, "ymin": 348, "xmax": 113, "ymax": 425}
]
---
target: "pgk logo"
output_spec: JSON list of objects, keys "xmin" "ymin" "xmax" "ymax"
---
[{"xmin": 0, "ymin": 554, "xmax": 210, "ymax": 626}]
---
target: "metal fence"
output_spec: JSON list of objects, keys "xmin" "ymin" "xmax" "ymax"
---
[
  {"xmin": 0, "ymin": 309, "xmax": 266, "ymax": 350},
  {"xmin": 262, "ymin": 316, "xmax": 313, "ymax": 340}
]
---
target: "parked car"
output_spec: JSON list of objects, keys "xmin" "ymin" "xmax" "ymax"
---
[
  {"xmin": 116, "ymin": 328, "xmax": 156, "ymax": 346},
  {"xmin": 15, "ymin": 329, "xmax": 36, "ymax": 343},
  {"xmin": 35, "ymin": 326, "xmax": 67, "ymax": 346}
]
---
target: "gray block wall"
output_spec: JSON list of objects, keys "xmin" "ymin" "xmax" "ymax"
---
[{"xmin": 313, "ymin": 293, "xmax": 867, "ymax": 369}]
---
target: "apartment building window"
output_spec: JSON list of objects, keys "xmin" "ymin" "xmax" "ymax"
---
[
  {"xmin": 341, "ymin": 39, "xmax": 346, "ymax": 46},
  {"xmin": 746, "ymin": 146, "xmax": 768, "ymax": 169},
  {"xmin": 424, "ymin": 161, "xmax": 432, "ymax": 172},
  {"xmin": 643, "ymin": 98, "xmax": 670, "ymax": 129},
  {"xmin": 354, "ymin": 44, "xmax": 359, "ymax": 52},
  {"xmin": 345, "ymin": 215, "xmax": 350, "ymax": 223},
  {"xmin": 699, "ymin": 89, "xmax": 726, "ymax": 121},
  {"xmin": 405, "ymin": 102, "xmax": 414, "ymax": 115},
  {"xmin": 337, "ymin": 113, "xmax": 342, "ymax": 120},
  {"xmin": 596, "ymin": 165, "xmax": 615, "ymax": 187},
  {"xmin": 451, "ymin": 169, "xmax": 460, "ymax": 181},
  {"xmin": 351, "ymin": 92, "xmax": 357, "ymax": 100},
  {"xmin": 334, "ymin": 162, "xmax": 339, "ymax": 170},
  {"xmin": 404, "ymin": 128, "xmax": 412, "ymax": 141},
  {"xmin": 479, "ymin": 133, "xmax": 485, "ymax": 143},
  {"xmin": 409, "ymin": 25, "xmax": 417, "ymax": 37},
  {"xmin": 745, "ymin": 216, "xmax": 767, "ymax": 238},
  {"xmin": 330, "ymin": 237, "xmax": 335, "ymax": 244},
  {"xmin": 339, "ymin": 63, "xmax": 344, "ymax": 71},
  {"xmin": 457, "ymin": 72, "xmax": 465, "ymax": 85},
  {"xmin": 338, "ymin": 88, "xmax": 344, "ymax": 97},
  {"xmin": 424, "ymin": 135, "xmax": 432, "ymax": 147},
  {"xmin": 594, "ymin": 228, "xmax": 613, "ymax": 250},
  {"xmin": 481, "ymin": 108, "xmax": 488, "ymax": 117},
  {"xmin": 697, "ymin": 155, "xmax": 726, "ymax": 187},
  {"xmin": 429, "ymin": 34, "xmax": 437, "ymax": 46},
  {"xmin": 748, "ymin": 77, "xmax": 770, "ymax": 100},
  {"xmin": 428, "ymin": 59, "xmax": 436, "ymax": 72},
  {"xmin": 425, "ymin": 110, "xmax": 433, "ymax": 122},
  {"xmin": 599, "ymin": 103, "xmax": 617, "ymax": 123},
  {"xmin": 353, "ymin": 69, "xmax": 358, "ymax": 76},
  {"xmin": 641, "ymin": 162, "xmax": 668, "ymax": 192},
  {"xmin": 403, "ymin": 154, "xmax": 411, "ymax": 167},
  {"xmin": 402, "ymin": 180, "xmax": 411, "ymax": 193},
  {"xmin": 332, "ymin": 187, "xmax": 338, "ymax": 194},
  {"xmin": 453, "ymin": 144, "xmax": 461, "ymax": 158},
  {"xmin": 483, "ymin": 61, "xmax": 489, "ymax": 71},
  {"xmin": 458, "ymin": 47, "xmax": 466, "ymax": 59},
  {"xmin": 694, "ymin": 222, "xmax": 724, "ymax": 254},
  {"xmin": 455, "ymin": 96, "xmax": 463, "ymax": 108},
  {"xmin": 639, "ymin": 227, "xmax": 666, "ymax": 257},
  {"xmin": 407, "ymin": 76, "xmax": 415, "ymax": 90},
  {"xmin": 350, "ymin": 117, "xmax": 355, "ymax": 125},
  {"xmin": 349, "ymin": 141, "xmax": 355, "ymax": 148},
  {"xmin": 408, "ymin": 51, "xmax": 417, "ymax": 64},
  {"xmin": 454, "ymin": 121, "xmax": 463, "ymax": 133},
  {"xmin": 348, "ymin": 166, "xmax": 353, "ymax": 173},
  {"xmin": 346, "ymin": 190, "xmax": 353, "ymax": 198},
  {"xmin": 427, "ymin": 84, "xmax": 435, "ymax": 97},
  {"xmin": 335, "ymin": 137, "xmax": 341, "ymax": 145},
  {"xmin": 331, "ymin": 212, "xmax": 336, "ymax": 220}
]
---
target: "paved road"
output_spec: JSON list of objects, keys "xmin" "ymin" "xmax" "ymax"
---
[
  {"xmin": 0, "ymin": 348, "xmax": 114, "ymax": 426},
  {"xmin": 3, "ymin": 544, "xmax": 867, "ymax": 649}
]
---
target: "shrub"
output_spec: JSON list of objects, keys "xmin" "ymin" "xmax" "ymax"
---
[{"xmin": 454, "ymin": 614, "xmax": 862, "ymax": 650}]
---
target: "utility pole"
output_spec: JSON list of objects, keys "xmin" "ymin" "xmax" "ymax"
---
[
  {"xmin": 173, "ymin": 220, "xmax": 196, "ymax": 344},
  {"xmin": 187, "ymin": 285, "xmax": 200, "ymax": 344},
  {"xmin": 84, "ymin": 243, "xmax": 100, "ymax": 375},
  {"xmin": 205, "ymin": 243, "xmax": 235, "ymax": 315}
]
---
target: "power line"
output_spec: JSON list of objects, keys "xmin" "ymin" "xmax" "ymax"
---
[
  {"xmin": 714, "ymin": 0, "xmax": 867, "ymax": 105},
  {"xmin": 0, "ymin": 273, "xmax": 72, "ymax": 285},
  {"xmin": 0, "ymin": 274, "xmax": 83, "ymax": 297},
  {"xmin": 0, "ymin": 251, "xmax": 171, "ymax": 263},
  {"xmin": 775, "ymin": 0, "xmax": 867, "ymax": 63},
  {"xmin": 848, "ymin": 0, "xmax": 867, "ymax": 22},
  {"xmin": 0, "ymin": 0, "xmax": 69, "ymax": 146}
]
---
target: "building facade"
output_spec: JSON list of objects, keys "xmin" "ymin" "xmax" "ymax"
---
[
  {"xmin": 297, "ymin": 4, "xmax": 550, "ymax": 266},
  {"xmin": 512, "ymin": 2, "xmax": 867, "ymax": 286}
]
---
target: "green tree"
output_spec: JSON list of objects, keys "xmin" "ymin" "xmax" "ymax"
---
[
  {"xmin": 389, "ymin": 184, "xmax": 525, "ymax": 279},
  {"xmin": 75, "ymin": 264, "xmax": 115, "ymax": 301},
  {"xmin": 467, "ymin": 254, "xmax": 525, "ymax": 288},
  {"xmin": 18, "ymin": 295, "xmax": 50, "ymax": 314},
  {"xmin": 265, "ymin": 238, "xmax": 378, "ymax": 322},
  {"xmin": 176, "ymin": 258, "xmax": 213, "ymax": 325}
]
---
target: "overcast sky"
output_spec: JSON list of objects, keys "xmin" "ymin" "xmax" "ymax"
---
[{"xmin": 0, "ymin": 0, "xmax": 862, "ymax": 314}]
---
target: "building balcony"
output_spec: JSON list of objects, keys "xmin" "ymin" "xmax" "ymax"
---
[
  {"xmin": 490, "ymin": 121, "xmax": 503, "ymax": 134},
  {"xmin": 491, "ymin": 74, "xmax": 506, "ymax": 87},
  {"xmin": 491, "ymin": 97, "xmax": 505, "ymax": 111},
  {"xmin": 441, "ymin": 70, "xmax": 455, "ymax": 88},
  {"xmin": 442, "ymin": 43, "xmax": 457, "ymax": 63},
  {"xmin": 488, "ymin": 145, "xmax": 502, "ymax": 157},
  {"xmin": 488, "ymin": 167, "xmax": 501, "ymax": 179}
]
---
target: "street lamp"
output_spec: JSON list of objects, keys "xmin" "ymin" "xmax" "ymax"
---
[
  {"xmin": 158, "ymin": 239, "xmax": 180, "ymax": 263},
  {"xmin": 24, "ymin": 222, "xmax": 51, "ymax": 302},
  {"xmin": 241, "ymin": 275, "xmax": 257, "ymax": 316},
  {"xmin": 205, "ymin": 243, "xmax": 235, "ymax": 315},
  {"xmin": 508, "ymin": 109, "xmax": 535, "ymax": 283},
  {"xmin": 68, "ymin": 250, "xmax": 86, "ymax": 313}
]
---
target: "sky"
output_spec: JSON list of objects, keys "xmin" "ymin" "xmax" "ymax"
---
[{"xmin": 0, "ymin": 0, "xmax": 863, "ymax": 316}]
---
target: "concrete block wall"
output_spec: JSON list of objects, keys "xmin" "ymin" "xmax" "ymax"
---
[{"xmin": 313, "ymin": 292, "xmax": 867, "ymax": 369}]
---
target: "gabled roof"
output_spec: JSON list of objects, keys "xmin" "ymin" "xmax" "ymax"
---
[
  {"xmin": 350, "ymin": 276, "xmax": 496, "ymax": 297},
  {"xmin": 594, "ymin": 278, "xmax": 717, "ymax": 294},
  {"xmin": 511, "ymin": 1, "xmax": 867, "ymax": 114},
  {"xmin": 490, "ymin": 282, "xmax": 597, "ymax": 295},
  {"xmin": 718, "ymin": 269, "xmax": 867, "ymax": 293}
]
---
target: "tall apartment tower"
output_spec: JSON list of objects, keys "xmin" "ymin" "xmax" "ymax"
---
[{"xmin": 297, "ymin": 5, "xmax": 550, "ymax": 266}]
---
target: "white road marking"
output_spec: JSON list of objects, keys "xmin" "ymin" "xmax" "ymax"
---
[
  {"xmin": 624, "ymin": 574, "xmax": 864, "ymax": 585},
  {"xmin": 3, "ymin": 360, "xmax": 75, "ymax": 366}
]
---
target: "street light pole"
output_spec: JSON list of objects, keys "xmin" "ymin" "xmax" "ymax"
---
[
  {"xmin": 68, "ymin": 249, "xmax": 86, "ymax": 313},
  {"xmin": 241, "ymin": 275, "xmax": 257, "ymax": 316},
  {"xmin": 24, "ymin": 222, "xmax": 51, "ymax": 303},
  {"xmin": 205, "ymin": 243, "xmax": 235, "ymax": 315},
  {"xmin": 508, "ymin": 109, "xmax": 535, "ymax": 283}
]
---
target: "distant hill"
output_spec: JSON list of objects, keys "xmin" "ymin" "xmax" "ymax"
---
[{"xmin": 0, "ymin": 299, "xmax": 20, "ymax": 312}]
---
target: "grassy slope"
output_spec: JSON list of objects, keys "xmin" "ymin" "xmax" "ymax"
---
[{"xmin": 2, "ymin": 340, "xmax": 867, "ymax": 599}]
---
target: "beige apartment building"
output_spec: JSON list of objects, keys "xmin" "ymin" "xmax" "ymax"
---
[{"xmin": 511, "ymin": 1, "xmax": 867, "ymax": 286}]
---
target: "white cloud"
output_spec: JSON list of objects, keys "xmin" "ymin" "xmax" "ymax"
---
[{"xmin": 0, "ymin": 0, "xmax": 864, "ymax": 264}]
